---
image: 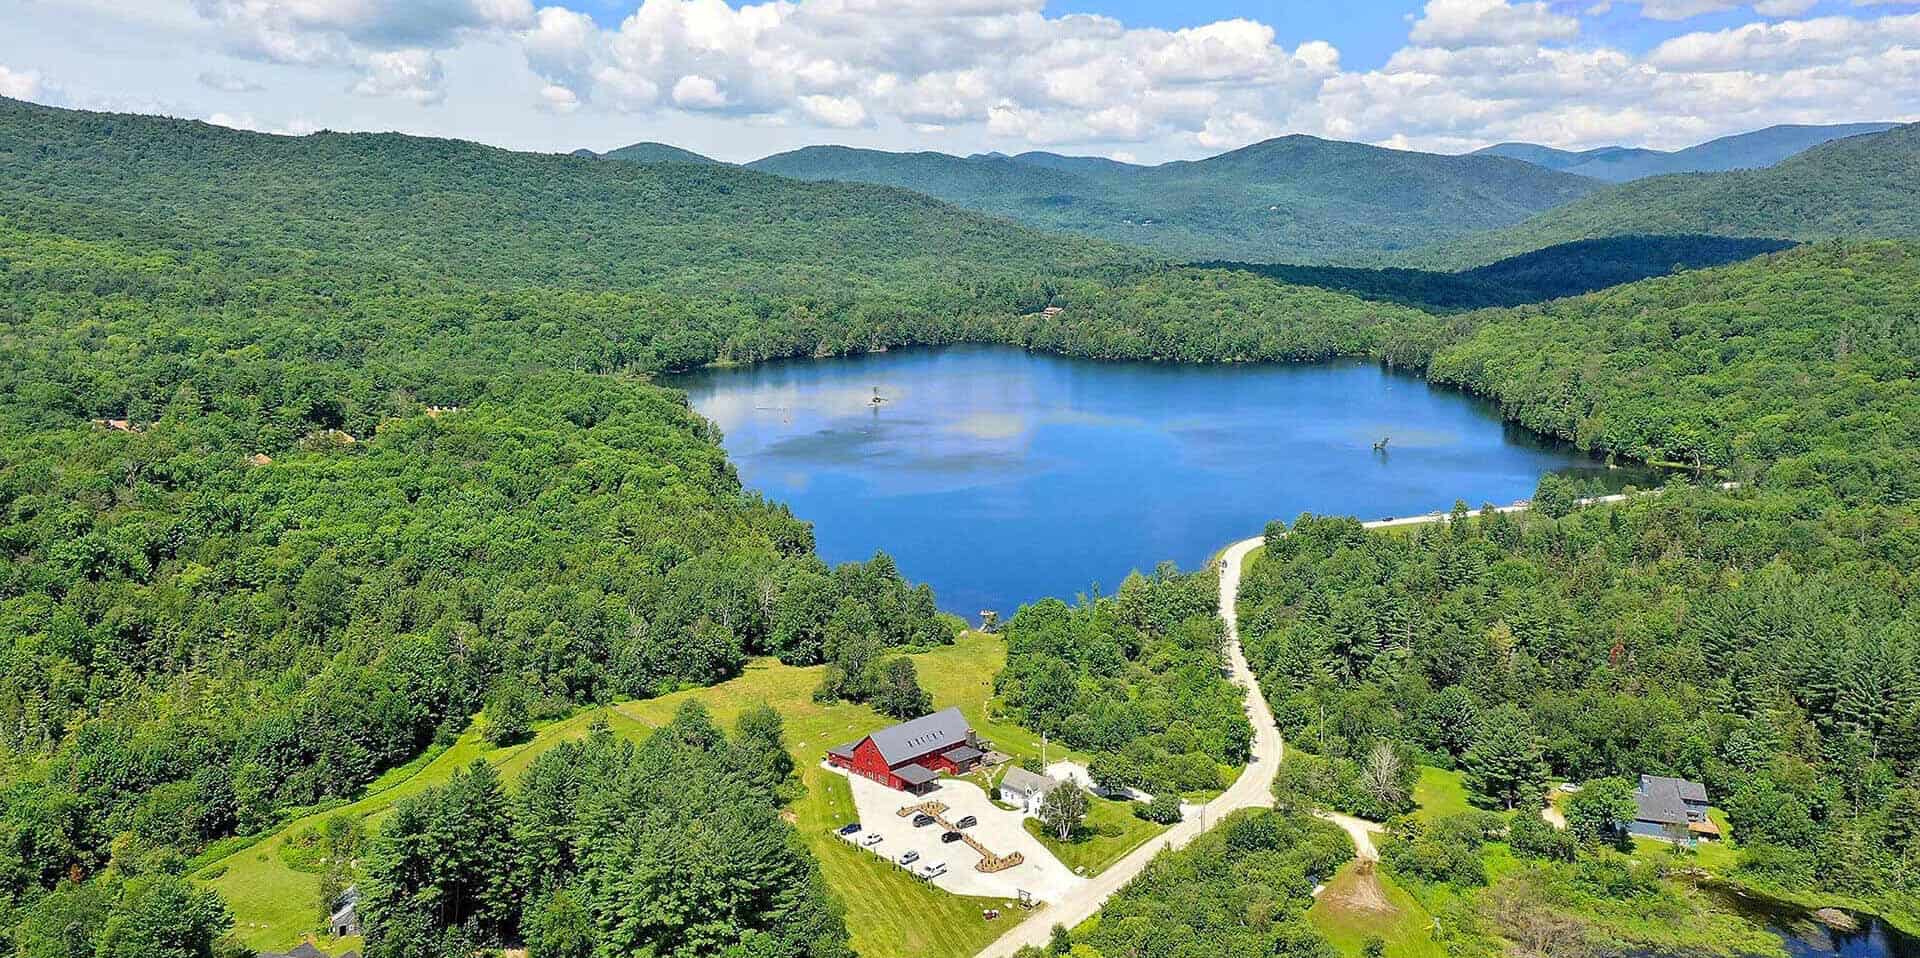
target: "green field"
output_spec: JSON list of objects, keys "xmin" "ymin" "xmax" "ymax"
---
[
  {"xmin": 1023, "ymin": 794, "xmax": 1168, "ymax": 876},
  {"xmin": 1412, "ymin": 766, "xmax": 1470, "ymax": 823},
  {"xmin": 207, "ymin": 634, "xmax": 1055, "ymax": 958}
]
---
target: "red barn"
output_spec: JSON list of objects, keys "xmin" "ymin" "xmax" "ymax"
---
[{"xmin": 827, "ymin": 707, "xmax": 983, "ymax": 793}]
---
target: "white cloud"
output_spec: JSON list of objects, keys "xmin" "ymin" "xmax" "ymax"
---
[
  {"xmin": 671, "ymin": 74, "xmax": 728, "ymax": 109},
  {"xmin": 798, "ymin": 93, "xmax": 868, "ymax": 127},
  {"xmin": 1648, "ymin": 12, "xmax": 1920, "ymax": 70},
  {"xmin": 190, "ymin": 0, "xmax": 530, "ymax": 102},
  {"xmin": 198, "ymin": 70, "xmax": 264, "ymax": 93},
  {"xmin": 1, "ymin": 64, "xmax": 44, "ymax": 100},
  {"xmin": 536, "ymin": 82, "xmax": 579, "ymax": 113},
  {"xmin": 353, "ymin": 49, "xmax": 447, "ymax": 104},
  {"xmin": 8, "ymin": 0, "xmax": 1917, "ymax": 160},
  {"xmin": 1408, "ymin": 0, "xmax": 1580, "ymax": 48}
]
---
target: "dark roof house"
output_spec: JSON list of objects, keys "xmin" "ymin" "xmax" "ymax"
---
[{"xmin": 1631, "ymin": 775, "xmax": 1718, "ymax": 840}]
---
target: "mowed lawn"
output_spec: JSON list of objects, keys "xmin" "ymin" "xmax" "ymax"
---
[
  {"xmin": 206, "ymin": 633, "xmax": 1049, "ymax": 958},
  {"xmin": 1412, "ymin": 766, "xmax": 1470, "ymax": 823},
  {"xmin": 1023, "ymin": 794, "xmax": 1167, "ymax": 877}
]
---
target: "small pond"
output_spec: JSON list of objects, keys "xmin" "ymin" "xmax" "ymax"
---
[
  {"xmin": 669, "ymin": 345, "xmax": 1657, "ymax": 615},
  {"xmin": 1639, "ymin": 886, "xmax": 1920, "ymax": 958}
]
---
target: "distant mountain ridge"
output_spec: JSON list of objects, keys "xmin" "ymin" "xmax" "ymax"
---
[
  {"xmin": 1411, "ymin": 122, "xmax": 1920, "ymax": 268},
  {"xmin": 580, "ymin": 141, "xmax": 723, "ymax": 165},
  {"xmin": 738, "ymin": 134, "xmax": 1599, "ymax": 264},
  {"xmin": 1476, "ymin": 122, "xmax": 1897, "ymax": 182}
]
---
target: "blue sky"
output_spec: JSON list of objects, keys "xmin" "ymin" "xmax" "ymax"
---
[{"xmin": 3, "ymin": 0, "xmax": 1917, "ymax": 162}]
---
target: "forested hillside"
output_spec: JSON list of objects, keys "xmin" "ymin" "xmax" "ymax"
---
[
  {"xmin": 1411, "ymin": 242, "xmax": 1920, "ymax": 493},
  {"xmin": 1414, "ymin": 123, "xmax": 1920, "ymax": 268},
  {"xmin": 744, "ymin": 135, "xmax": 1599, "ymax": 264},
  {"xmin": 0, "ymin": 98, "xmax": 1136, "ymax": 309},
  {"xmin": 1227, "ymin": 240, "xmax": 1920, "ymax": 951}
]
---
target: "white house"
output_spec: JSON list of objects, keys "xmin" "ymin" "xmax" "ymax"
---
[{"xmin": 998, "ymin": 766, "xmax": 1058, "ymax": 815}]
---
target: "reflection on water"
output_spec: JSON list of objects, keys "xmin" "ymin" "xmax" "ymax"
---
[
  {"xmin": 1635, "ymin": 885, "xmax": 1920, "ymax": 958},
  {"xmin": 668, "ymin": 345, "xmax": 1659, "ymax": 615}
]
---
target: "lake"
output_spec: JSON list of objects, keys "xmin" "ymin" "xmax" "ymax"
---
[{"xmin": 669, "ymin": 345, "xmax": 1650, "ymax": 616}]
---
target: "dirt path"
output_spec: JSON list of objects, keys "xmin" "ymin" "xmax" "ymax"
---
[
  {"xmin": 975, "ymin": 486, "xmax": 1720, "ymax": 957},
  {"xmin": 975, "ymin": 534, "xmax": 1280, "ymax": 957},
  {"xmin": 1320, "ymin": 811, "xmax": 1386, "ymax": 861}
]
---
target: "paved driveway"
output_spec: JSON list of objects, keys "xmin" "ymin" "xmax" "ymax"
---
[{"xmin": 830, "ymin": 767, "xmax": 1085, "ymax": 903}]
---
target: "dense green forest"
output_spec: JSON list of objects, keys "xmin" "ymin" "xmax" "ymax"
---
[
  {"xmin": 1410, "ymin": 123, "xmax": 1920, "ymax": 269},
  {"xmin": 1240, "ymin": 484, "xmax": 1920, "ymax": 946},
  {"xmin": 993, "ymin": 565, "xmax": 1249, "ymax": 794},
  {"xmin": 1049, "ymin": 809, "xmax": 1353, "ymax": 958},
  {"xmin": 1227, "ymin": 240, "xmax": 1920, "ymax": 951},
  {"xmin": 1415, "ymin": 242, "xmax": 1920, "ymax": 492},
  {"xmin": 745, "ymin": 136, "xmax": 1599, "ymax": 264},
  {"xmin": 1199, "ymin": 235, "xmax": 1794, "ymax": 312}
]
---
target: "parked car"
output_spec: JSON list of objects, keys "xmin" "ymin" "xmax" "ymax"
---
[
  {"xmin": 838, "ymin": 823, "xmax": 861, "ymax": 836},
  {"xmin": 862, "ymin": 833, "xmax": 883, "ymax": 846},
  {"xmin": 918, "ymin": 862, "xmax": 947, "ymax": 879},
  {"xmin": 898, "ymin": 850, "xmax": 920, "ymax": 866},
  {"xmin": 941, "ymin": 830, "xmax": 963, "ymax": 843},
  {"xmin": 954, "ymin": 815, "xmax": 977, "ymax": 829},
  {"xmin": 912, "ymin": 813, "xmax": 936, "ymax": 827}
]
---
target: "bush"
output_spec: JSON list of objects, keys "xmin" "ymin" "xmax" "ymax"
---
[
  {"xmin": 1135, "ymin": 793, "xmax": 1183, "ymax": 825},
  {"xmin": 483, "ymin": 685, "xmax": 533, "ymax": 747},
  {"xmin": 1508, "ymin": 812, "xmax": 1576, "ymax": 862}
]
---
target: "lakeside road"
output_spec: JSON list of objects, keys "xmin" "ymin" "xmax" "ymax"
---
[
  {"xmin": 974, "ymin": 486, "xmax": 1710, "ymax": 957},
  {"xmin": 976, "ymin": 532, "xmax": 1279, "ymax": 957}
]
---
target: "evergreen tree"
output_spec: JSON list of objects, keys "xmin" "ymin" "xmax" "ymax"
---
[
  {"xmin": 735, "ymin": 703, "xmax": 796, "ymax": 797},
  {"xmin": 1463, "ymin": 705, "xmax": 1548, "ymax": 810}
]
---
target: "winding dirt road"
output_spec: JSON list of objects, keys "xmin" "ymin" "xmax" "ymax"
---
[
  {"xmin": 976, "ymin": 534, "xmax": 1280, "ymax": 956},
  {"xmin": 975, "ymin": 488, "xmax": 1704, "ymax": 956}
]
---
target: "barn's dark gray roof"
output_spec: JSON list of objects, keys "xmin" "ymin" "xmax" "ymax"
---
[
  {"xmin": 894, "ymin": 763, "xmax": 937, "ymax": 785},
  {"xmin": 867, "ymin": 707, "xmax": 971, "ymax": 765},
  {"xmin": 946, "ymin": 745, "xmax": 983, "ymax": 764},
  {"xmin": 1636, "ymin": 775, "xmax": 1708, "ymax": 825}
]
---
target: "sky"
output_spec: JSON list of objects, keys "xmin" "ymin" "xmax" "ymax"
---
[{"xmin": 2, "ymin": 0, "xmax": 1917, "ymax": 164}]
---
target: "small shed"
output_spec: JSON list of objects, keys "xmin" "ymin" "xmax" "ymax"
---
[{"xmin": 328, "ymin": 886, "xmax": 362, "ymax": 938}]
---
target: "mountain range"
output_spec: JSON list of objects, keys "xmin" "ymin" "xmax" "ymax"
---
[
  {"xmin": 1474, "ymin": 122, "xmax": 1898, "ymax": 182},
  {"xmin": 582, "ymin": 121, "xmax": 1898, "ymax": 265},
  {"xmin": 1408, "ymin": 121, "xmax": 1920, "ymax": 268}
]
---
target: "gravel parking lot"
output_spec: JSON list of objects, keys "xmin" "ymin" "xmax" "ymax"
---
[{"xmin": 829, "ymin": 766, "xmax": 1085, "ymax": 902}]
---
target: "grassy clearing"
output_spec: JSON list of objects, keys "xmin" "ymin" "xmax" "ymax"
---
[
  {"xmin": 209, "ymin": 633, "xmax": 1040, "ymax": 958},
  {"xmin": 1412, "ymin": 766, "xmax": 1470, "ymax": 823},
  {"xmin": 1022, "ymin": 795, "xmax": 1167, "ymax": 877},
  {"xmin": 1308, "ymin": 862, "xmax": 1445, "ymax": 958}
]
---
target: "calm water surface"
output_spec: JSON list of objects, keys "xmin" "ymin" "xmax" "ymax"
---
[{"xmin": 669, "ymin": 345, "xmax": 1646, "ymax": 616}]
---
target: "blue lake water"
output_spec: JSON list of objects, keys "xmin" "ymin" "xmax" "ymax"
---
[{"xmin": 669, "ymin": 345, "xmax": 1648, "ymax": 616}]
